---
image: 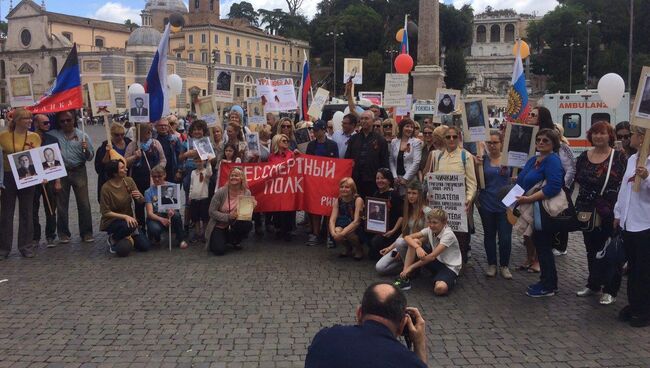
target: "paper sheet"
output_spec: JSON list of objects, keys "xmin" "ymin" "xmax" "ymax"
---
[{"xmin": 501, "ymin": 184, "xmax": 525, "ymax": 207}]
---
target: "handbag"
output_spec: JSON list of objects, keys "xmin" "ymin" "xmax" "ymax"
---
[
  {"xmin": 596, "ymin": 230, "xmax": 626, "ymax": 266},
  {"xmin": 577, "ymin": 151, "xmax": 614, "ymax": 232},
  {"xmin": 538, "ymin": 186, "xmax": 580, "ymax": 233}
]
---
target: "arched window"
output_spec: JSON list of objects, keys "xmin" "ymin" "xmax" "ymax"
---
[
  {"xmin": 94, "ymin": 37, "xmax": 105, "ymax": 48},
  {"xmin": 490, "ymin": 25, "xmax": 500, "ymax": 43},
  {"xmin": 476, "ymin": 25, "xmax": 486, "ymax": 43},
  {"xmin": 50, "ymin": 57, "xmax": 58, "ymax": 78},
  {"xmin": 504, "ymin": 24, "xmax": 515, "ymax": 42}
]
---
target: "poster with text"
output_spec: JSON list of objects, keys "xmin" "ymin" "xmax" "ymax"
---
[
  {"xmin": 501, "ymin": 123, "xmax": 538, "ymax": 168},
  {"xmin": 425, "ymin": 172, "xmax": 468, "ymax": 232},
  {"xmin": 8, "ymin": 144, "xmax": 68, "ymax": 189},
  {"xmin": 396, "ymin": 94, "xmax": 413, "ymax": 117},
  {"xmin": 307, "ymin": 88, "xmax": 330, "ymax": 119},
  {"xmin": 383, "ymin": 74, "xmax": 409, "ymax": 107},
  {"xmin": 256, "ymin": 78, "xmax": 298, "ymax": 112},
  {"xmin": 632, "ymin": 66, "xmax": 650, "ymax": 129},
  {"xmin": 8, "ymin": 75, "xmax": 35, "ymax": 107},
  {"xmin": 343, "ymin": 58, "xmax": 363, "ymax": 85},
  {"xmin": 214, "ymin": 70, "xmax": 235, "ymax": 103}
]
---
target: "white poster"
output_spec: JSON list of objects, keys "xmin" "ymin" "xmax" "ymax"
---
[
  {"xmin": 247, "ymin": 97, "xmax": 266, "ymax": 124},
  {"xmin": 425, "ymin": 173, "xmax": 468, "ymax": 232},
  {"xmin": 88, "ymin": 80, "xmax": 116, "ymax": 114},
  {"xmin": 196, "ymin": 95, "xmax": 219, "ymax": 127},
  {"xmin": 256, "ymin": 78, "xmax": 298, "ymax": 112},
  {"xmin": 192, "ymin": 136, "xmax": 216, "ymax": 160},
  {"xmin": 8, "ymin": 144, "xmax": 68, "ymax": 189},
  {"xmin": 307, "ymin": 88, "xmax": 330, "ymax": 119},
  {"xmin": 396, "ymin": 94, "xmax": 413, "ymax": 116},
  {"xmin": 383, "ymin": 74, "xmax": 409, "ymax": 107},
  {"xmin": 343, "ymin": 58, "xmax": 363, "ymax": 85},
  {"xmin": 214, "ymin": 70, "xmax": 235, "ymax": 103},
  {"xmin": 157, "ymin": 184, "xmax": 182, "ymax": 211},
  {"xmin": 8, "ymin": 75, "xmax": 35, "ymax": 107},
  {"xmin": 128, "ymin": 93, "xmax": 150, "ymax": 123}
]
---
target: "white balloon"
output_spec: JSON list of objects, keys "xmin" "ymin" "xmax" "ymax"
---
[
  {"xmin": 597, "ymin": 73, "xmax": 625, "ymax": 109},
  {"xmin": 344, "ymin": 106, "xmax": 350, "ymax": 114},
  {"xmin": 343, "ymin": 106, "xmax": 365, "ymax": 115},
  {"xmin": 358, "ymin": 98, "xmax": 373, "ymax": 107},
  {"xmin": 332, "ymin": 111, "xmax": 344, "ymax": 131},
  {"xmin": 127, "ymin": 83, "xmax": 145, "ymax": 95},
  {"xmin": 167, "ymin": 74, "xmax": 183, "ymax": 95}
]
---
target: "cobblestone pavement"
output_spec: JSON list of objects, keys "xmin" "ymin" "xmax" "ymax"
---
[{"xmin": 1, "ymin": 125, "xmax": 649, "ymax": 368}]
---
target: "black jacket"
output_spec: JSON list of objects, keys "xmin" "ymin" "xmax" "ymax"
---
[
  {"xmin": 344, "ymin": 130, "xmax": 389, "ymax": 182},
  {"xmin": 306, "ymin": 138, "xmax": 339, "ymax": 158}
]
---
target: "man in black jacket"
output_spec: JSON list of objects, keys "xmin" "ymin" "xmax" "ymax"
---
[{"xmin": 345, "ymin": 110, "xmax": 389, "ymax": 198}]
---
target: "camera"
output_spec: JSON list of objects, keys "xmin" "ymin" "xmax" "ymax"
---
[{"xmin": 402, "ymin": 310, "xmax": 417, "ymax": 350}]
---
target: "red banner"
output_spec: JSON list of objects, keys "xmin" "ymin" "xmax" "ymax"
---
[{"xmin": 218, "ymin": 155, "xmax": 354, "ymax": 216}]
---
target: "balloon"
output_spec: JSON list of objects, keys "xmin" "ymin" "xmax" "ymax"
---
[
  {"xmin": 358, "ymin": 98, "xmax": 372, "ymax": 107},
  {"xmin": 344, "ymin": 106, "xmax": 365, "ymax": 114},
  {"xmin": 407, "ymin": 21, "xmax": 418, "ymax": 38},
  {"xmin": 332, "ymin": 111, "xmax": 344, "ymax": 131},
  {"xmin": 512, "ymin": 40, "xmax": 530, "ymax": 59},
  {"xmin": 395, "ymin": 29, "xmax": 404, "ymax": 43},
  {"xmin": 167, "ymin": 74, "xmax": 183, "ymax": 95},
  {"xmin": 171, "ymin": 25, "xmax": 183, "ymax": 33},
  {"xmin": 394, "ymin": 53, "xmax": 414, "ymax": 74},
  {"xmin": 169, "ymin": 13, "xmax": 185, "ymax": 28},
  {"xmin": 127, "ymin": 83, "xmax": 145, "ymax": 95},
  {"xmin": 597, "ymin": 73, "xmax": 625, "ymax": 108}
]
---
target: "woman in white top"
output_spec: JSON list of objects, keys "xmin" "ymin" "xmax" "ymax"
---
[
  {"xmin": 613, "ymin": 125, "xmax": 650, "ymax": 327},
  {"xmin": 389, "ymin": 118, "xmax": 422, "ymax": 194}
]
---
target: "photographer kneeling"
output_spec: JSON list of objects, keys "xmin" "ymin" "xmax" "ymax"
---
[{"xmin": 305, "ymin": 282, "xmax": 427, "ymax": 367}]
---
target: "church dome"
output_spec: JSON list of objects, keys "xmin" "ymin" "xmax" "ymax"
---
[
  {"xmin": 127, "ymin": 27, "xmax": 162, "ymax": 48},
  {"xmin": 144, "ymin": 0, "xmax": 188, "ymax": 13}
]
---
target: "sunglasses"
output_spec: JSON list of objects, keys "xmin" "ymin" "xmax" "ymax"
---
[
  {"xmin": 617, "ymin": 134, "xmax": 631, "ymax": 140},
  {"xmin": 383, "ymin": 124, "xmax": 392, "ymax": 128},
  {"xmin": 445, "ymin": 135, "xmax": 458, "ymax": 140},
  {"xmin": 280, "ymin": 139, "xmax": 288, "ymax": 142},
  {"xmin": 536, "ymin": 137, "xmax": 551, "ymax": 144},
  {"xmin": 486, "ymin": 141, "xmax": 500, "ymax": 145},
  {"xmin": 281, "ymin": 125, "xmax": 291, "ymax": 128},
  {"xmin": 423, "ymin": 132, "xmax": 433, "ymax": 135},
  {"xmin": 530, "ymin": 113, "xmax": 538, "ymax": 117}
]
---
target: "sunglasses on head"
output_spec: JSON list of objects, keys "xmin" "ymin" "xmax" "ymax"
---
[{"xmin": 280, "ymin": 139, "xmax": 288, "ymax": 142}]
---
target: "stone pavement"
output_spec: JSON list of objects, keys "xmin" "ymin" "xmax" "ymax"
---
[{"xmin": 1, "ymin": 125, "xmax": 649, "ymax": 367}]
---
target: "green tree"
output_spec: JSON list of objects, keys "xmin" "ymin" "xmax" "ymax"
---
[
  {"xmin": 0, "ymin": 21, "xmax": 7, "ymax": 35},
  {"xmin": 444, "ymin": 48, "xmax": 467, "ymax": 90},
  {"xmin": 259, "ymin": 8, "xmax": 285, "ymax": 34},
  {"xmin": 228, "ymin": 2, "xmax": 259, "ymax": 27},
  {"xmin": 124, "ymin": 19, "xmax": 139, "ymax": 29}
]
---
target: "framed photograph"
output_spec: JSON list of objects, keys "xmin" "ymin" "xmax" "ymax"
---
[
  {"xmin": 87, "ymin": 80, "xmax": 116, "ymax": 115},
  {"xmin": 435, "ymin": 88, "xmax": 461, "ymax": 116},
  {"xmin": 461, "ymin": 98, "xmax": 489, "ymax": 142},
  {"xmin": 501, "ymin": 123, "xmax": 539, "ymax": 168},
  {"xmin": 8, "ymin": 75, "xmax": 35, "ymax": 107},
  {"xmin": 39, "ymin": 144, "xmax": 67, "ymax": 180},
  {"xmin": 247, "ymin": 97, "xmax": 265, "ymax": 124},
  {"xmin": 192, "ymin": 136, "xmax": 216, "ymax": 160},
  {"xmin": 343, "ymin": 58, "xmax": 363, "ymax": 84},
  {"xmin": 632, "ymin": 66, "xmax": 650, "ymax": 128},
  {"xmin": 441, "ymin": 113, "xmax": 463, "ymax": 132},
  {"xmin": 196, "ymin": 95, "xmax": 220, "ymax": 127},
  {"xmin": 128, "ymin": 93, "xmax": 150, "ymax": 123},
  {"xmin": 157, "ymin": 184, "xmax": 182, "ymax": 211},
  {"xmin": 214, "ymin": 69, "xmax": 235, "ymax": 103},
  {"xmin": 237, "ymin": 195, "xmax": 255, "ymax": 221},
  {"xmin": 358, "ymin": 91, "xmax": 383, "ymax": 107},
  {"xmin": 365, "ymin": 197, "xmax": 389, "ymax": 234},
  {"xmin": 246, "ymin": 132, "xmax": 260, "ymax": 158}
]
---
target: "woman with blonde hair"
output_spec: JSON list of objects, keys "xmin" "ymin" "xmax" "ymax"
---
[
  {"xmin": 0, "ymin": 108, "xmax": 41, "ymax": 258},
  {"xmin": 275, "ymin": 118, "xmax": 298, "ymax": 150},
  {"xmin": 206, "ymin": 167, "xmax": 256, "ymax": 255},
  {"xmin": 382, "ymin": 118, "xmax": 397, "ymax": 141},
  {"xmin": 269, "ymin": 133, "xmax": 296, "ymax": 240},
  {"xmin": 329, "ymin": 177, "xmax": 365, "ymax": 259}
]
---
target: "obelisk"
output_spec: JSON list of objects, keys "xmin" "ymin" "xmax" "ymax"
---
[{"xmin": 412, "ymin": 0, "xmax": 445, "ymax": 100}]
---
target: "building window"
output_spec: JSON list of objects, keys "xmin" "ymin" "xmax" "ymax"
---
[
  {"xmin": 236, "ymin": 39, "xmax": 240, "ymax": 47},
  {"xmin": 274, "ymin": 60, "xmax": 277, "ymax": 70},
  {"xmin": 225, "ymin": 53, "xmax": 232, "ymax": 64},
  {"xmin": 201, "ymin": 52, "xmax": 208, "ymax": 63},
  {"xmin": 282, "ymin": 61, "xmax": 285, "ymax": 71},
  {"xmin": 504, "ymin": 24, "xmax": 515, "ymax": 42},
  {"xmin": 127, "ymin": 61, "xmax": 134, "ymax": 73},
  {"xmin": 562, "ymin": 114, "xmax": 581, "ymax": 138},
  {"xmin": 1, "ymin": 60, "xmax": 5, "ymax": 79},
  {"xmin": 297, "ymin": 50, "xmax": 299, "ymax": 57},
  {"xmin": 195, "ymin": 0, "xmax": 199, "ymax": 9},
  {"xmin": 201, "ymin": 33, "xmax": 206, "ymax": 43},
  {"xmin": 247, "ymin": 56, "xmax": 252, "ymax": 67},
  {"xmin": 265, "ymin": 60, "xmax": 269, "ymax": 69},
  {"xmin": 62, "ymin": 32, "xmax": 73, "ymax": 41},
  {"xmin": 274, "ymin": 46, "xmax": 277, "ymax": 53},
  {"xmin": 0, "ymin": 88, "xmax": 5, "ymax": 104},
  {"xmin": 257, "ymin": 42, "xmax": 260, "ymax": 51},
  {"xmin": 188, "ymin": 34, "xmax": 194, "ymax": 44},
  {"xmin": 247, "ymin": 40, "xmax": 250, "ymax": 49},
  {"xmin": 265, "ymin": 44, "xmax": 268, "ymax": 52},
  {"xmin": 210, "ymin": 0, "xmax": 214, "ymax": 11},
  {"xmin": 226, "ymin": 37, "xmax": 230, "ymax": 46},
  {"xmin": 289, "ymin": 62, "xmax": 292, "ymax": 72},
  {"xmin": 214, "ymin": 34, "xmax": 219, "ymax": 44},
  {"xmin": 20, "ymin": 29, "xmax": 31, "ymax": 46},
  {"xmin": 188, "ymin": 52, "xmax": 194, "ymax": 61},
  {"xmin": 50, "ymin": 57, "xmax": 58, "ymax": 78},
  {"xmin": 235, "ymin": 54, "xmax": 242, "ymax": 65},
  {"xmin": 176, "ymin": 52, "xmax": 182, "ymax": 59},
  {"xmin": 255, "ymin": 58, "xmax": 261, "ymax": 68},
  {"xmin": 490, "ymin": 25, "xmax": 500, "ymax": 43},
  {"xmin": 94, "ymin": 37, "xmax": 105, "ymax": 47},
  {"xmin": 236, "ymin": 87, "xmax": 241, "ymax": 97},
  {"xmin": 476, "ymin": 25, "xmax": 486, "ymax": 43}
]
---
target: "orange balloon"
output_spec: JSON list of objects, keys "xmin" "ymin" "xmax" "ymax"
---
[
  {"xmin": 512, "ymin": 40, "xmax": 530, "ymax": 59},
  {"xmin": 395, "ymin": 29, "xmax": 404, "ymax": 43},
  {"xmin": 394, "ymin": 53, "xmax": 414, "ymax": 74}
]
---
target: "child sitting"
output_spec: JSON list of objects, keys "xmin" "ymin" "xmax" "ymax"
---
[
  {"xmin": 189, "ymin": 157, "xmax": 212, "ymax": 242},
  {"xmin": 144, "ymin": 165, "xmax": 187, "ymax": 249},
  {"xmin": 393, "ymin": 208, "xmax": 461, "ymax": 296}
]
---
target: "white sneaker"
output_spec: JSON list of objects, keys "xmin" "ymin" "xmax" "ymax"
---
[
  {"xmin": 485, "ymin": 265, "xmax": 497, "ymax": 277},
  {"xmin": 552, "ymin": 249, "xmax": 567, "ymax": 256},
  {"xmin": 576, "ymin": 287, "xmax": 597, "ymax": 297},
  {"xmin": 599, "ymin": 293, "xmax": 616, "ymax": 305},
  {"xmin": 500, "ymin": 266, "xmax": 513, "ymax": 280}
]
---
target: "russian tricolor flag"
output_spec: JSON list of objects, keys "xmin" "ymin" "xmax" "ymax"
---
[
  {"xmin": 297, "ymin": 53, "xmax": 311, "ymax": 121},
  {"xmin": 145, "ymin": 23, "xmax": 171, "ymax": 122},
  {"xmin": 400, "ymin": 15, "xmax": 409, "ymax": 54},
  {"xmin": 507, "ymin": 42, "xmax": 530, "ymax": 122},
  {"xmin": 29, "ymin": 44, "xmax": 83, "ymax": 114}
]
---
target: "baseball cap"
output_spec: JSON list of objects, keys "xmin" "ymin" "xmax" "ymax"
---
[{"xmin": 313, "ymin": 119, "xmax": 327, "ymax": 131}]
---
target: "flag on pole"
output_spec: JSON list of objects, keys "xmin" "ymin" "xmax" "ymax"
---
[
  {"xmin": 145, "ymin": 23, "xmax": 171, "ymax": 122},
  {"xmin": 28, "ymin": 44, "xmax": 83, "ymax": 114},
  {"xmin": 297, "ymin": 53, "xmax": 312, "ymax": 121},
  {"xmin": 400, "ymin": 15, "xmax": 409, "ymax": 54},
  {"xmin": 506, "ymin": 41, "xmax": 530, "ymax": 122}
]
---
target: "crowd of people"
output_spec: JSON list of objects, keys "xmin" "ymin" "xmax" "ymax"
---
[{"xmin": 0, "ymin": 93, "xmax": 649, "ymax": 330}]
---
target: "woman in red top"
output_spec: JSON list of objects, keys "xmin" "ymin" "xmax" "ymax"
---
[{"xmin": 269, "ymin": 134, "xmax": 296, "ymax": 241}]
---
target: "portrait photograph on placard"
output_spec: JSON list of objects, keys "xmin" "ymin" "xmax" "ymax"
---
[
  {"xmin": 247, "ymin": 97, "xmax": 265, "ymax": 124},
  {"xmin": 8, "ymin": 75, "xmax": 35, "ymax": 107},
  {"xmin": 40, "ymin": 144, "xmax": 63, "ymax": 171},
  {"xmin": 633, "ymin": 66, "xmax": 650, "ymax": 125},
  {"xmin": 246, "ymin": 132, "xmax": 260, "ymax": 157},
  {"xmin": 192, "ymin": 136, "xmax": 216, "ymax": 160},
  {"xmin": 462, "ymin": 98, "xmax": 489, "ymax": 142},
  {"xmin": 365, "ymin": 197, "xmax": 388, "ymax": 234},
  {"xmin": 128, "ymin": 93, "xmax": 150, "ymax": 123},
  {"xmin": 441, "ymin": 113, "xmax": 463, "ymax": 132},
  {"xmin": 214, "ymin": 70, "xmax": 235, "ymax": 102},
  {"xmin": 8, "ymin": 149, "xmax": 40, "ymax": 189},
  {"xmin": 158, "ymin": 184, "xmax": 182, "ymax": 211},
  {"xmin": 435, "ymin": 88, "xmax": 460, "ymax": 115},
  {"xmin": 294, "ymin": 127, "xmax": 314, "ymax": 153},
  {"xmin": 197, "ymin": 95, "xmax": 219, "ymax": 127},
  {"xmin": 502, "ymin": 123, "xmax": 538, "ymax": 168},
  {"xmin": 343, "ymin": 58, "xmax": 363, "ymax": 84}
]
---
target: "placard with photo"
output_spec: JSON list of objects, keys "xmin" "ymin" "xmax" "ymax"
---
[
  {"xmin": 214, "ymin": 70, "xmax": 235, "ymax": 103},
  {"xmin": 87, "ymin": 80, "xmax": 116, "ymax": 115},
  {"xmin": 192, "ymin": 136, "xmax": 216, "ymax": 160},
  {"xmin": 256, "ymin": 78, "xmax": 298, "ymax": 112},
  {"xmin": 246, "ymin": 132, "xmax": 260, "ymax": 158},
  {"xmin": 128, "ymin": 93, "xmax": 150, "ymax": 123},
  {"xmin": 196, "ymin": 95, "xmax": 220, "ymax": 127},
  {"xmin": 343, "ymin": 58, "xmax": 363, "ymax": 84},
  {"xmin": 8, "ymin": 75, "xmax": 35, "ymax": 107},
  {"xmin": 358, "ymin": 91, "xmax": 383, "ymax": 107},
  {"xmin": 435, "ymin": 88, "xmax": 461, "ymax": 116},
  {"xmin": 8, "ymin": 144, "xmax": 68, "ymax": 189},
  {"xmin": 462, "ymin": 98, "xmax": 489, "ymax": 142},
  {"xmin": 247, "ymin": 97, "xmax": 265, "ymax": 124},
  {"xmin": 365, "ymin": 197, "xmax": 389, "ymax": 234},
  {"xmin": 157, "ymin": 184, "xmax": 182, "ymax": 211},
  {"xmin": 501, "ymin": 123, "xmax": 539, "ymax": 168},
  {"xmin": 632, "ymin": 66, "xmax": 650, "ymax": 128}
]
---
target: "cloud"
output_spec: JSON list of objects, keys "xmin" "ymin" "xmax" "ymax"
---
[
  {"xmin": 449, "ymin": 0, "xmax": 557, "ymax": 16},
  {"xmin": 88, "ymin": 2, "xmax": 141, "ymax": 24}
]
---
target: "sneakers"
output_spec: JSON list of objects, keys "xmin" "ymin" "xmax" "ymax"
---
[
  {"xmin": 599, "ymin": 293, "xmax": 616, "ymax": 305},
  {"xmin": 526, "ymin": 287, "xmax": 556, "ymax": 298},
  {"xmin": 500, "ymin": 266, "xmax": 513, "ymax": 280},
  {"xmin": 576, "ymin": 287, "xmax": 597, "ymax": 297},
  {"xmin": 46, "ymin": 238, "xmax": 57, "ymax": 248},
  {"xmin": 82, "ymin": 234, "xmax": 95, "ymax": 243},
  {"xmin": 552, "ymin": 249, "xmax": 567, "ymax": 256},
  {"xmin": 393, "ymin": 277, "xmax": 412, "ymax": 291},
  {"xmin": 59, "ymin": 236, "xmax": 70, "ymax": 244},
  {"xmin": 107, "ymin": 236, "xmax": 116, "ymax": 254},
  {"xmin": 485, "ymin": 265, "xmax": 497, "ymax": 277},
  {"xmin": 326, "ymin": 239, "xmax": 336, "ymax": 248},
  {"xmin": 306, "ymin": 234, "xmax": 319, "ymax": 246}
]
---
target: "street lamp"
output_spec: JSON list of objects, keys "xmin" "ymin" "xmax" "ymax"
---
[
  {"xmin": 563, "ymin": 38, "xmax": 580, "ymax": 93},
  {"xmin": 385, "ymin": 49, "xmax": 398, "ymax": 73},
  {"xmin": 325, "ymin": 30, "xmax": 344, "ymax": 96},
  {"xmin": 577, "ymin": 18, "xmax": 601, "ymax": 89}
]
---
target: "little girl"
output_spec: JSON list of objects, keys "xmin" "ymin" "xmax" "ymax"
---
[
  {"xmin": 189, "ymin": 157, "xmax": 212, "ymax": 242},
  {"xmin": 328, "ymin": 177, "xmax": 365, "ymax": 260}
]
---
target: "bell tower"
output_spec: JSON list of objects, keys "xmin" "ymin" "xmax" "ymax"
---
[{"xmin": 188, "ymin": 0, "xmax": 220, "ymax": 25}]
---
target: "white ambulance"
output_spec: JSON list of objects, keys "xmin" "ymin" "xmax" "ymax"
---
[{"xmin": 540, "ymin": 90, "xmax": 630, "ymax": 152}]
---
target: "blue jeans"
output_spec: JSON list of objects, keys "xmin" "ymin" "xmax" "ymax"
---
[
  {"xmin": 146, "ymin": 212, "xmax": 184, "ymax": 244},
  {"xmin": 478, "ymin": 208, "xmax": 512, "ymax": 267},
  {"xmin": 533, "ymin": 229, "xmax": 558, "ymax": 291}
]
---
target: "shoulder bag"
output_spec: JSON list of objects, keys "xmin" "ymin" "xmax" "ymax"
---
[{"xmin": 576, "ymin": 151, "xmax": 614, "ymax": 232}]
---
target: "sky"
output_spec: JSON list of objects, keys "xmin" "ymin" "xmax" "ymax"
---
[{"xmin": 1, "ymin": 0, "xmax": 559, "ymax": 25}]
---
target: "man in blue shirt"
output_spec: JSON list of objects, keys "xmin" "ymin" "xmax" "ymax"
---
[{"xmin": 305, "ymin": 282, "xmax": 428, "ymax": 367}]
